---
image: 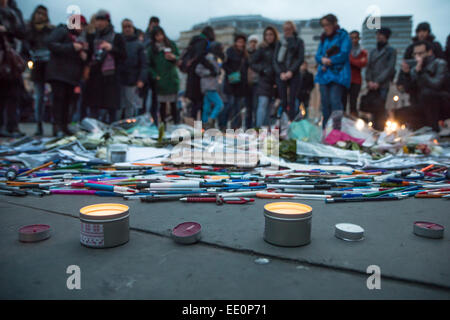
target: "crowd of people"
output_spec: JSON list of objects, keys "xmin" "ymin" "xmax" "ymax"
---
[{"xmin": 1, "ymin": 1, "xmax": 449, "ymax": 138}]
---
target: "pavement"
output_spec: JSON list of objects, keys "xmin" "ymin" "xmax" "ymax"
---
[
  {"xmin": 1, "ymin": 193, "xmax": 449, "ymax": 300},
  {"xmin": 1, "ymin": 123, "xmax": 449, "ymax": 299}
]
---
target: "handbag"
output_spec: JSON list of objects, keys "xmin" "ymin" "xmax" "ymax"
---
[
  {"xmin": 359, "ymin": 90, "xmax": 384, "ymax": 113},
  {"xmin": 0, "ymin": 35, "xmax": 26, "ymax": 80},
  {"xmin": 227, "ymin": 55, "xmax": 244, "ymax": 84}
]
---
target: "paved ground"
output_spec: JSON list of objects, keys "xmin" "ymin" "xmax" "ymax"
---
[
  {"xmin": 1, "ymin": 193, "xmax": 449, "ymax": 300},
  {"xmin": 1, "ymin": 122, "xmax": 449, "ymax": 299}
]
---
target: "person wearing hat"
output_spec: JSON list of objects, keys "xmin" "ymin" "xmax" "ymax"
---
[
  {"xmin": 403, "ymin": 22, "xmax": 444, "ymax": 61},
  {"xmin": 45, "ymin": 14, "xmax": 88, "ymax": 137},
  {"xmin": 399, "ymin": 40, "xmax": 448, "ymax": 132},
  {"xmin": 365, "ymin": 27, "xmax": 397, "ymax": 130},
  {"xmin": 84, "ymin": 9, "xmax": 127, "ymax": 124},
  {"xmin": 219, "ymin": 33, "xmax": 249, "ymax": 130},
  {"xmin": 398, "ymin": 22, "xmax": 445, "ymax": 110}
]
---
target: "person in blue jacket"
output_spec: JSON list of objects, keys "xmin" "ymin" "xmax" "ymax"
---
[{"xmin": 315, "ymin": 14, "xmax": 351, "ymax": 129}]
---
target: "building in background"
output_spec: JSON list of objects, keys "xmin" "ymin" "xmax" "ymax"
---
[{"xmin": 178, "ymin": 15, "xmax": 322, "ymax": 64}]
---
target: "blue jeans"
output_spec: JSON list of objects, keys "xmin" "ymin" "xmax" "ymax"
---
[
  {"xmin": 256, "ymin": 96, "xmax": 271, "ymax": 128},
  {"xmin": 203, "ymin": 90, "xmax": 224, "ymax": 123},
  {"xmin": 33, "ymin": 81, "xmax": 46, "ymax": 123},
  {"xmin": 219, "ymin": 95, "xmax": 244, "ymax": 129},
  {"xmin": 320, "ymin": 82, "xmax": 345, "ymax": 129}
]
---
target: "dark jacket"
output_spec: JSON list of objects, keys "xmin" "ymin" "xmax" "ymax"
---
[
  {"xmin": 404, "ymin": 35, "xmax": 444, "ymax": 60},
  {"xmin": 185, "ymin": 33, "xmax": 211, "ymax": 101},
  {"xmin": 148, "ymin": 40, "xmax": 180, "ymax": 96},
  {"xmin": 273, "ymin": 35, "xmax": 304, "ymax": 75},
  {"xmin": 25, "ymin": 22, "xmax": 54, "ymax": 82},
  {"xmin": 223, "ymin": 46, "xmax": 248, "ymax": 97},
  {"xmin": 0, "ymin": 1, "xmax": 25, "ymax": 47},
  {"xmin": 118, "ymin": 34, "xmax": 147, "ymax": 86},
  {"xmin": 298, "ymin": 70, "xmax": 314, "ymax": 100},
  {"xmin": 403, "ymin": 55, "xmax": 448, "ymax": 92},
  {"xmin": 84, "ymin": 25, "xmax": 127, "ymax": 110},
  {"xmin": 45, "ymin": 24, "xmax": 84, "ymax": 86},
  {"xmin": 250, "ymin": 42, "xmax": 276, "ymax": 97},
  {"xmin": 366, "ymin": 43, "xmax": 397, "ymax": 89}
]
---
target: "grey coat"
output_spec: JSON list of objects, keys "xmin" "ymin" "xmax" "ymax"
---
[
  {"xmin": 195, "ymin": 53, "xmax": 221, "ymax": 94},
  {"xmin": 366, "ymin": 44, "xmax": 397, "ymax": 89}
]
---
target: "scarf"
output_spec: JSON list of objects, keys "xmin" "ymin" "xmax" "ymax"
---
[
  {"xmin": 376, "ymin": 41, "xmax": 387, "ymax": 51},
  {"xmin": 277, "ymin": 37, "xmax": 290, "ymax": 63},
  {"xmin": 93, "ymin": 24, "xmax": 116, "ymax": 76}
]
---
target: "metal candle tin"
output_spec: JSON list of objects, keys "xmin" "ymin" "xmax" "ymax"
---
[
  {"xmin": 413, "ymin": 221, "xmax": 444, "ymax": 239},
  {"xmin": 172, "ymin": 222, "xmax": 202, "ymax": 244},
  {"xmin": 79, "ymin": 203, "xmax": 130, "ymax": 248},
  {"xmin": 263, "ymin": 202, "xmax": 312, "ymax": 247}
]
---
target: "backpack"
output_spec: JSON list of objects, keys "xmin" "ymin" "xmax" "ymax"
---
[{"xmin": 178, "ymin": 35, "xmax": 208, "ymax": 73}]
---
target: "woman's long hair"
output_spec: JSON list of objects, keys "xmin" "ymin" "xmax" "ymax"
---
[
  {"xmin": 261, "ymin": 26, "xmax": 279, "ymax": 47},
  {"xmin": 30, "ymin": 5, "xmax": 49, "ymax": 25},
  {"xmin": 319, "ymin": 14, "xmax": 340, "ymax": 42},
  {"xmin": 283, "ymin": 21, "xmax": 298, "ymax": 37},
  {"xmin": 150, "ymin": 26, "xmax": 172, "ymax": 52}
]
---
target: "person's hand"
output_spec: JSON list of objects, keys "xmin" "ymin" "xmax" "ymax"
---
[
  {"xmin": 285, "ymin": 71, "xmax": 293, "ymax": 80},
  {"xmin": 415, "ymin": 56, "xmax": 424, "ymax": 72},
  {"xmin": 136, "ymin": 80, "xmax": 144, "ymax": 89},
  {"xmin": 99, "ymin": 41, "xmax": 112, "ymax": 51},
  {"xmin": 280, "ymin": 73, "xmax": 286, "ymax": 81},
  {"xmin": 165, "ymin": 52, "xmax": 176, "ymax": 61},
  {"xmin": 79, "ymin": 51, "xmax": 87, "ymax": 61},
  {"xmin": 73, "ymin": 42, "xmax": 83, "ymax": 51},
  {"xmin": 0, "ymin": 24, "xmax": 6, "ymax": 33},
  {"xmin": 372, "ymin": 82, "xmax": 379, "ymax": 90},
  {"xmin": 156, "ymin": 76, "xmax": 160, "ymax": 81},
  {"xmin": 401, "ymin": 61, "xmax": 410, "ymax": 73},
  {"xmin": 322, "ymin": 57, "xmax": 332, "ymax": 66}
]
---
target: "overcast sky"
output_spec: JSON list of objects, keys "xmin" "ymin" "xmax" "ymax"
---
[{"xmin": 18, "ymin": 0, "xmax": 449, "ymax": 44}]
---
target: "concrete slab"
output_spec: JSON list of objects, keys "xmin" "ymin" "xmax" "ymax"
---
[
  {"xmin": 1, "ymin": 201, "xmax": 449, "ymax": 299},
  {"xmin": 1, "ymin": 194, "xmax": 449, "ymax": 291}
]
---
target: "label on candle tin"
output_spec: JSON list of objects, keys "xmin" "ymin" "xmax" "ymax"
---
[{"xmin": 80, "ymin": 223, "xmax": 104, "ymax": 247}]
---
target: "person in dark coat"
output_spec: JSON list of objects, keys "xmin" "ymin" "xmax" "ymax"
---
[
  {"xmin": 400, "ymin": 41, "xmax": 448, "ymax": 132},
  {"xmin": 183, "ymin": 26, "xmax": 216, "ymax": 121},
  {"xmin": 273, "ymin": 21, "xmax": 305, "ymax": 121},
  {"xmin": 118, "ymin": 18, "xmax": 147, "ymax": 119},
  {"xmin": 0, "ymin": 0, "xmax": 26, "ymax": 137},
  {"xmin": 365, "ymin": 27, "xmax": 397, "ymax": 130},
  {"xmin": 445, "ymin": 34, "xmax": 450, "ymax": 67},
  {"xmin": 45, "ymin": 16, "xmax": 87, "ymax": 137},
  {"xmin": 297, "ymin": 61, "xmax": 314, "ymax": 118},
  {"xmin": 219, "ymin": 33, "xmax": 249, "ymax": 130},
  {"xmin": 398, "ymin": 22, "xmax": 445, "ymax": 109},
  {"xmin": 250, "ymin": 26, "xmax": 278, "ymax": 128},
  {"xmin": 245, "ymin": 34, "xmax": 259, "ymax": 129},
  {"xmin": 142, "ymin": 16, "xmax": 159, "ymax": 117},
  {"xmin": 84, "ymin": 9, "xmax": 127, "ymax": 124},
  {"xmin": 25, "ymin": 5, "xmax": 54, "ymax": 136}
]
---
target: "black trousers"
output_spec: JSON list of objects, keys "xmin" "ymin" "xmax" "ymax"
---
[
  {"xmin": 342, "ymin": 83, "xmax": 361, "ymax": 116},
  {"xmin": 0, "ymin": 79, "xmax": 20, "ymax": 132},
  {"xmin": 160, "ymin": 102, "xmax": 179, "ymax": 125},
  {"xmin": 276, "ymin": 73, "xmax": 302, "ymax": 121},
  {"xmin": 418, "ymin": 88, "xmax": 443, "ymax": 132},
  {"xmin": 50, "ymin": 81, "xmax": 74, "ymax": 131}
]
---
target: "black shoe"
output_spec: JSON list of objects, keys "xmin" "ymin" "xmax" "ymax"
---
[{"xmin": 34, "ymin": 122, "xmax": 43, "ymax": 136}]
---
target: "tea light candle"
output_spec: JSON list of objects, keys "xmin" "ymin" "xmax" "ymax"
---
[
  {"xmin": 413, "ymin": 221, "xmax": 444, "ymax": 239},
  {"xmin": 18, "ymin": 224, "xmax": 51, "ymax": 243},
  {"xmin": 172, "ymin": 222, "xmax": 202, "ymax": 244},
  {"xmin": 335, "ymin": 223, "xmax": 365, "ymax": 241}
]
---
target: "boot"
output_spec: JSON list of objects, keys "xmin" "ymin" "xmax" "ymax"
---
[{"xmin": 34, "ymin": 122, "xmax": 43, "ymax": 136}]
